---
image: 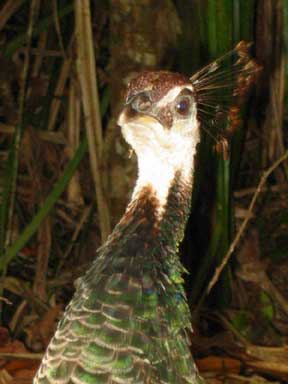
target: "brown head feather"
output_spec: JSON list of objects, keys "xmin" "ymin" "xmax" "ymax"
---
[{"xmin": 126, "ymin": 71, "xmax": 189, "ymax": 104}]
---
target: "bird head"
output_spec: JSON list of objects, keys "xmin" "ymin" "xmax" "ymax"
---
[{"xmin": 117, "ymin": 71, "xmax": 200, "ymax": 168}]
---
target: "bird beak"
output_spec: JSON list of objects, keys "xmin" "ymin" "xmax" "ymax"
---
[{"xmin": 117, "ymin": 107, "xmax": 161, "ymax": 128}]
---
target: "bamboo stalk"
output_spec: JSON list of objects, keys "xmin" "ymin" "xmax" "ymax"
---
[
  {"xmin": 74, "ymin": 0, "xmax": 111, "ymax": 242},
  {"xmin": 2, "ymin": 0, "xmax": 39, "ymax": 258}
]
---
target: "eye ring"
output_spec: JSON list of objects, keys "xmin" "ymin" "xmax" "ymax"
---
[
  {"xmin": 175, "ymin": 95, "xmax": 193, "ymax": 116},
  {"xmin": 131, "ymin": 92, "xmax": 152, "ymax": 113}
]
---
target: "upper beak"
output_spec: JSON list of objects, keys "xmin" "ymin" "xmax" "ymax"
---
[{"xmin": 117, "ymin": 106, "xmax": 161, "ymax": 128}]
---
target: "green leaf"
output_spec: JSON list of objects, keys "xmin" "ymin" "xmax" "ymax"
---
[
  {"xmin": 0, "ymin": 137, "xmax": 88, "ymax": 273},
  {"xmin": 260, "ymin": 291, "xmax": 274, "ymax": 321}
]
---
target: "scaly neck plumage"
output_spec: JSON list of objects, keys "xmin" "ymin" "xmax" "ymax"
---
[{"xmin": 112, "ymin": 166, "xmax": 194, "ymax": 253}]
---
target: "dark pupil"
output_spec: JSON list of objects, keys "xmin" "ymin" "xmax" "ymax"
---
[{"xmin": 176, "ymin": 98, "xmax": 190, "ymax": 115}]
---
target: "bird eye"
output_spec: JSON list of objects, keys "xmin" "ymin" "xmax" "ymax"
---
[
  {"xmin": 175, "ymin": 95, "xmax": 193, "ymax": 116},
  {"xmin": 131, "ymin": 93, "xmax": 152, "ymax": 113}
]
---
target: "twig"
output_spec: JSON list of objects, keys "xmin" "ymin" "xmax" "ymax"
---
[
  {"xmin": 33, "ymin": 213, "xmax": 51, "ymax": 301},
  {"xmin": 0, "ymin": 0, "xmax": 23, "ymax": 32},
  {"xmin": 52, "ymin": 0, "xmax": 66, "ymax": 58},
  {"xmin": 56, "ymin": 205, "xmax": 92, "ymax": 274},
  {"xmin": 0, "ymin": 123, "xmax": 67, "ymax": 144},
  {"xmin": 0, "ymin": 352, "xmax": 42, "ymax": 360},
  {"xmin": 207, "ymin": 150, "xmax": 288, "ymax": 294},
  {"xmin": 47, "ymin": 44, "xmax": 72, "ymax": 131},
  {"xmin": 0, "ymin": 296, "xmax": 12, "ymax": 305},
  {"xmin": 234, "ymin": 183, "xmax": 288, "ymax": 198}
]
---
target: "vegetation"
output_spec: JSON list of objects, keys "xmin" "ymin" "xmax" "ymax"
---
[{"xmin": 0, "ymin": 0, "xmax": 287, "ymax": 382}]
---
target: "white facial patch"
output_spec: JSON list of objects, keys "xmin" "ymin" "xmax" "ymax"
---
[
  {"xmin": 156, "ymin": 84, "xmax": 194, "ymax": 108},
  {"xmin": 128, "ymin": 114, "xmax": 200, "ymax": 218}
]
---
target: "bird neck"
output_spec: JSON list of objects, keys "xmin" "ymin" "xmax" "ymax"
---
[
  {"xmin": 132, "ymin": 140, "xmax": 196, "ymax": 215},
  {"xmin": 159, "ymin": 171, "xmax": 193, "ymax": 248},
  {"xmin": 118, "ymin": 149, "xmax": 196, "ymax": 250}
]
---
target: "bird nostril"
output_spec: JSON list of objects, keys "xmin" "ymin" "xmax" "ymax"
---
[{"xmin": 157, "ymin": 107, "xmax": 173, "ymax": 129}]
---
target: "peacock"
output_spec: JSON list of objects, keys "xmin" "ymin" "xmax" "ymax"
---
[{"xmin": 34, "ymin": 42, "xmax": 258, "ymax": 384}]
